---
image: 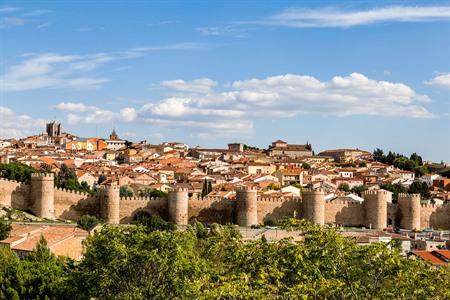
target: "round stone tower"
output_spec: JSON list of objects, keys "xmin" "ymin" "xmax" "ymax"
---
[
  {"xmin": 302, "ymin": 188, "xmax": 325, "ymax": 225},
  {"xmin": 100, "ymin": 183, "xmax": 120, "ymax": 224},
  {"xmin": 363, "ymin": 189, "xmax": 390, "ymax": 230},
  {"xmin": 236, "ymin": 186, "xmax": 258, "ymax": 227},
  {"xmin": 30, "ymin": 173, "xmax": 55, "ymax": 219},
  {"xmin": 398, "ymin": 193, "xmax": 421, "ymax": 230},
  {"xmin": 168, "ymin": 187, "xmax": 189, "ymax": 225}
]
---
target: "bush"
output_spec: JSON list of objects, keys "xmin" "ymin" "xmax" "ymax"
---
[
  {"xmin": 0, "ymin": 218, "xmax": 12, "ymax": 240},
  {"xmin": 77, "ymin": 215, "xmax": 99, "ymax": 231},
  {"xmin": 133, "ymin": 214, "xmax": 176, "ymax": 232}
]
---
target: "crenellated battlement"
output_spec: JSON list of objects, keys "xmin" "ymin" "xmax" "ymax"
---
[
  {"xmin": 2, "ymin": 173, "xmax": 449, "ymax": 229},
  {"xmin": 303, "ymin": 188, "xmax": 325, "ymax": 194},
  {"xmin": 31, "ymin": 173, "xmax": 54, "ymax": 179},
  {"xmin": 199, "ymin": 196, "xmax": 226, "ymax": 202},
  {"xmin": 0, "ymin": 177, "xmax": 27, "ymax": 185},
  {"xmin": 363, "ymin": 189, "xmax": 391, "ymax": 196},
  {"xmin": 326, "ymin": 200, "xmax": 364, "ymax": 205},
  {"xmin": 258, "ymin": 197, "xmax": 300, "ymax": 203},
  {"xmin": 236, "ymin": 185, "xmax": 258, "ymax": 191},
  {"xmin": 169, "ymin": 187, "xmax": 189, "ymax": 192},
  {"xmin": 54, "ymin": 187, "xmax": 90, "ymax": 197},
  {"xmin": 120, "ymin": 196, "xmax": 166, "ymax": 201},
  {"xmin": 398, "ymin": 193, "xmax": 421, "ymax": 200}
]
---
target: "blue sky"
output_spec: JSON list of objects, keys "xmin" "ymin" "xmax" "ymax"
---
[{"xmin": 0, "ymin": 1, "xmax": 449, "ymax": 161}]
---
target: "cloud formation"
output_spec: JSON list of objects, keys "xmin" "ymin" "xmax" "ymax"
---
[
  {"xmin": 53, "ymin": 72, "xmax": 434, "ymax": 138},
  {"xmin": 0, "ymin": 106, "xmax": 46, "ymax": 138},
  {"xmin": 0, "ymin": 6, "xmax": 52, "ymax": 29},
  {"xmin": 425, "ymin": 73, "xmax": 450, "ymax": 89},
  {"xmin": 257, "ymin": 6, "xmax": 450, "ymax": 28},
  {"xmin": 0, "ymin": 44, "xmax": 208, "ymax": 92}
]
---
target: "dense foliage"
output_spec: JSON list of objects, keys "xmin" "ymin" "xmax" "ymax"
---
[
  {"xmin": 56, "ymin": 164, "xmax": 92, "ymax": 194},
  {"xmin": 373, "ymin": 149, "xmax": 428, "ymax": 177},
  {"xmin": 0, "ymin": 162, "xmax": 36, "ymax": 184},
  {"xmin": 380, "ymin": 183, "xmax": 408, "ymax": 202},
  {"xmin": 0, "ymin": 218, "xmax": 12, "ymax": 240},
  {"xmin": 119, "ymin": 185, "xmax": 134, "ymax": 197},
  {"xmin": 138, "ymin": 188, "xmax": 168, "ymax": 198},
  {"xmin": 1, "ymin": 219, "xmax": 449, "ymax": 299},
  {"xmin": 77, "ymin": 215, "xmax": 99, "ymax": 231}
]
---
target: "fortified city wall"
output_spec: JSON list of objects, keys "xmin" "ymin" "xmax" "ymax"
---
[{"xmin": 1, "ymin": 173, "xmax": 450, "ymax": 230}]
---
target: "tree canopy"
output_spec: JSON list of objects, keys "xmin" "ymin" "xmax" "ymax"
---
[{"xmin": 1, "ymin": 220, "xmax": 449, "ymax": 299}]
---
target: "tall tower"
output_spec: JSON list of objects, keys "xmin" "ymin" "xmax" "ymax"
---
[
  {"xmin": 30, "ymin": 173, "xmax": 55, "ymax": 219},
  {"xmin": 302, "ymin": 188, "xmax": 325, "ymax": 225},
  {"xmin": 398, "ymin": 193, "xmax": 421, "ymax": 230},
  {"xmin": 363, "ymin": 190, "xmax": 390, "ymax": 230},
  {"xmin": 168, "ymin": 187, "xmax": 189, "ymax": 225},
  {"xmin": 236, "ymin": 186, "xmax": 258, "ymax": 227},
  {"xmin": 46, "ymin": 121, "xmax": 61, "ymax": 137},
  {"xmin": 100, "ymin": 183, "xmax": 120, "ymax": 224}
]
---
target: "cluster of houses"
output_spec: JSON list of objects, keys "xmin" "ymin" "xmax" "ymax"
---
[{"xmin": 0, "ymin": 123, "xmax": 449, "ymax": 203}]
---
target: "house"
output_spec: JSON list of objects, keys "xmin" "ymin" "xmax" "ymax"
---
[
  {"xmin": 66, "ymin": 138, "xmax": 107, "ymax": 151},
  {"xmin": 409, "ymin": 250, "xmax": 450, "ymax": 266},
  {"xmin": 274, "ymin": 168, "xmax": 304, "ymax": 186},
  {"xmin": 77, "ymin": 171, "xmax": 97, "ymax": 187},
  {"xmin": 318, "ymin": 149, "xmax": 372, "ymax": 163},
  {"xmin": 267, "ymin": 140, "xmax": 313, "ymax": 158},
  {"xmin": 246, "ymin": 162, "xmax": 276, "ymax": 175},
  {"xmin": 0, "ymin": 224, "xmax": 88, "ymax": 261}
]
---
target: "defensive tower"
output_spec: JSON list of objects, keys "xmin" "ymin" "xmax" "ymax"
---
[
  {"xmin": 100, "ymin": 183, "xmax": 120, "ymax": 224},
  {"xmin": 168, "ymin": 187, "xmax": 189, "ymax": 225},
  {"xmin": 363, "ymin": 189, "xmax": 390, "ymax": 229},
  {"xmin": 236, "ymin": 186, "xmax": 258, "ymax": 226},
  {"xmin": 398, "ymin": 193, "xmax": 421, "ymax": 230},
  {"xmin": 30, "ymin": 173, "xmax": 55, "ymax": 219},
  {"xmin": 302, "ymin": 188, "xmax": 325, "ymax": 225}
]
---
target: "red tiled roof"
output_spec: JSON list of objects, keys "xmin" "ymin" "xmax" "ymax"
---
[{"xmin": 412, "ymin": 251, "xmax": 448, "ymax": 266}]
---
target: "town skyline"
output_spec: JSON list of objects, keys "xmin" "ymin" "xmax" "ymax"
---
[{"xmin": 1, "ymin": 1, "xmax": 449, "ymax": 162}]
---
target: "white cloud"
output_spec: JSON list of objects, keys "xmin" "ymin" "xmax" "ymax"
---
[
  {"xmin": 425, "ymin": 73, "xmax": 450, "ymax": 89},
  {"xmin": 55, "ymin": 72, "xmax": 434, "ymax": 139},
  {"xmin": 52, "ymin": 102, "xmax": 96, "ymax": 112},
  {"xmin": 0, "ymin": 106, "xmax": 46, "ymax": 138},
  {"xmin": 1, "ymin": 44, "xmax": 207, "ymax": 92},
  {"xmin": 259, "ymin": 6, "xmax": 450, "ymax": 28},
  {"xmin": 0, "ymin": 7, "xmax": 52, "ymax": 29},
  {"xmin": 161, "ymin": 78, "xmax": 217, "ymax": 94},
  {"xmin": 0, "ymin": 6, "xmax": 19, "ymax": 13},
  {"xmin": 196, "ymin": 26, "xmax": 248, "ymax": 37}
]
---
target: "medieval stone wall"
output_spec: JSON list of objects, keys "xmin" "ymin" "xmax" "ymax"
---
[
  {"xmin": 257, "ymin": 197, "xmax": 301, "ymax": 223},
  {"xmin": 420, "ymin": 204, "xmax": 450, "ymax": 229},
  {"xmin": 325, "ymin": 201, "xmax": 365, "ymax": 226},
  {"xmin": 54, "ymin": 188, "xmax": 98, "ymax": 220},
  {"xmin": 119, "ymin": 197, "xmax": 168, "ymax": 223},
  {"xmin": 1, "ymin": 178, "xmax": 450, "ymax": 229},
  {"xmin": 188, "ymin": 197, "xmax": 234, "ymax": 224},
  {"xmin": 0, "ymin": 178, "xmax": 30, "ymax": 210}
]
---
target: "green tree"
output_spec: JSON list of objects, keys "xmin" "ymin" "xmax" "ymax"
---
[
  {"xmin": 373, "ymin": 148, "xmax": 384, "ymax": 162},
  {"xmin": 409, "ymin": 181, "xmax": 431, "ymax": 199},
  {"xmin": 410, "ymin": 152, "xmax": 423, "ymax": 165},
  {"xmin": 350, "ymin": 185, "xmax": 367, "ymax": 196},
  {"xmin": 380, "ymin": 183, "xmax": 407, "ymax": 202},
  {"xmin": 97, "ymin": 175, "xmax": 107, "ymax": 184},
  {"xmin": 301, "ymin": 162, "xmax": 311, "ymax": 170},
  {"xmin": 119, "ymin": 185, "xmax": 134, "ymax": 197},
  {"xmin": 0, "ymin": 218, "xmax": 11, "ymax": 240},
  {"xmin": 0, "ymin": 162, "xmax": 36, "ymax": 183},
  {"xmin": 77, "ymin": 215, "xmax": 99, "ymax": 231},
  {"xmin": 338, "ymin": 183, "xmax": 350, "ymax": 192},
  {"xmin": 133, "ymin": 214, "xmax": 176, "ymax": 232}
]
